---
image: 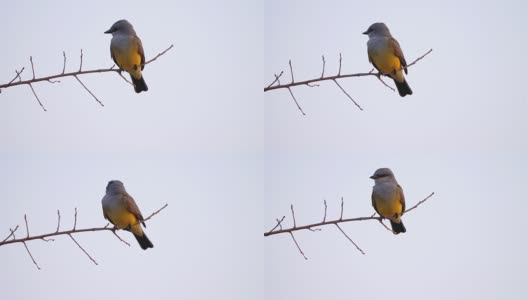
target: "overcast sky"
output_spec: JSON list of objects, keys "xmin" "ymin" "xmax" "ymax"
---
[{"xmin": 1, "ymin": 0, "xmax": 527, "ymax": 299}]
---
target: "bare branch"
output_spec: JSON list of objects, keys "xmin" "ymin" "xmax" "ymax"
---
[
  {"xmin": 403, "ymin": 192, "xmax": 435, "ymax": 214},
  {"xmin": 62, "ymin": 51, "xmax": 66, "ymax": 74},
  {"xmin": 287, "ymin": 87, "xmax": 306, "ymax": 115},
  {"xmin": 23, "ymin": 242, "xmax": 40, "ymax": 270},
  {"xmin": 2, "ymin": 225, "xmax": 19, "ymax": 243},
  {"xmin": 144, "ymin": 44, "xmax": 174, "ymax": 65},
  {"xmin": 266, "ymin": 216, "xmax": 285, "ymax": 234},
  {"xmin": 338, "ymin": 53, "xmax": 342, "ymax": 76},
  {"xmin": 333, "ymin": 79, "xmax": 363, "ymax": 111},
  {"xmin": 30, "ymin": 57, "xmax": 35, "ymax": 79},
  {"xmin": 322, "ymin": 200, "xmax": 327, "ymax": 223},
  {"xmin": 68, "ymin": 234, "xmax": 98, "ymax": 265},
  {"xmin": 79, "ymin": 49, "xmax": 83, "ymax": 72},
  {"xmin": 1, "ymin": 204, "xmax": 167, "ymax": 245},
  {"xmin": 73, "ymin": 207, "xmax": 78, "ymax": 230},
  {"xmin": 0, "ymin": 45, "xmax": 174, "ymax": 109},
  {"xmin": 339, "ymin": 197, "xmax": 344, "ymax": 220},
  {"xmin": 289, "ymin": 232, "xmax": 307, "ymax": 260},
  {"xmin": 74, "ymin": 75, "xmax": 104, "ymax": 106},
  {"xmin": 264, "ymin": 192, "xmax": 434, "ymax": 237},
  {"xmin": 8, "ymin": 68, "xmax": 25, "ymax": 85},
  {"xmin": 320, "ymin": 55, "xmax": 326, "ymax": 78},
  {"xmin": 111, "ymin": 230, "xmax": 131, "ymax": 247},
  {"xmin": 266, "ymin": 71, "xmax": 283, "ymax": 89},
  {"xmin": 28, "ymin": 83, "xmax": 47, "ymax": 111},
  {"xmin": 291, "ymin": 204, "xmax": 296, "ymax": 228},
  {"xmin": 24, "ymin": 214, "xmax": 29, "ymax": 238},
  {"xmin": 56, "ymin": 210, "xmax": 61, "ymax": 233},
  {"xmin": 335, "ymin": 224, "xmax": 364, "ymax": 255},
  {"xmin": 289, "ymin": 60, "xmax": 294, "ymax": 83},
  {"xmin": 264, "ymin": 49, "xmax": 433, "ymax": 111}
]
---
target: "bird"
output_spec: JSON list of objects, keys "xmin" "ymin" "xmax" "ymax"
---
[
  {"xmin": 363, "ymin": 22, "xmax": 412, "ymax": 97},
  {"xmin": 370, "ymin": 168, "xmax": 407, "ymax": 234},
  {"xmin": 101, "ymin": 180, "xmax": 154, "ymax": 249},
  {"xmin": 104, "ymin": 20, "xmax": 148, "ymax": 93}
]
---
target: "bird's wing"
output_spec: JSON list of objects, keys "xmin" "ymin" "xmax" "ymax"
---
[
  {"xmin": 135, "ymin": 36, "xmax": 146, "ymax": 71},
  {"xmin": 123, "ymin": 193, "xmax": 146, "ymax": 227},
  {"xmin": 397, "ymin": 184, "xmax": 406, "ymax": 214},
  {"xmin": 390, "ymin": 37, "xmax": 408, "ymax": 74}
]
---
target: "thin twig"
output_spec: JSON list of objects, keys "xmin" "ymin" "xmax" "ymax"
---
[
  {"xmin": 23, "ymin": 242, "xmax": 41, "ymax": 270},
  {"xmin": 333, "ymin": 79, "xmax": 363, "ymax": 111},
  {"xmin": 289, "ymin": 60, "xmax": 294, "ymax": 83},
  {"xmin": 2, "ymin": 225, "xmax": 19, "ymax": 243},
  {"xmin": 24, "ymin": 215, "xmax": 29, "ymax": 238},
  {"xmin": 339, "ymin": 197, "xmax": 344, "ymax": 220},
  {"xmin": 74, "ymin": 75, "xmax": 104, "ymax": 106},
  {"xmin": 56, "ymin": 210, "xmax": 61, "ymax": 233},
  {"xmin": 73, "ymin": 207, "xmax": 78, "ymax": 230},
  {"xmin": 28, "ymin": 83, "xmax": 46, "ymax": 112},
  {"xmin": 287, "ymin": 87, "xmax": 306, "ymax": 115},
  {"xmin": 335, "ymin": 224, "xmax": 365, "ymax": 255},
  {"xmin": 291, "ymin": 205, "xmax": 296, "ymax": 228},
  {"xmin": 266, "ymin": 216, "xmax": 286, "ymax": 234},
  {"xmin": 112, "ymin": 230, "xmax": 131, "ymax": 247},
  {"xmin": 289, "ymin": 232, "xmax": 307, "ymax": 260},
  {"xmin": 266, "ymin": 71, "xmax": 283, "ymax": 89},
  {"xmin": 62, "ymin": 51, "xmax": 66, "ymax": 74},
  {"xmin": 338, "ymin": 53, "xmax": 342, "ymax": 76},
  {"xmin": 322, "ymin": 200, "xmax": 327, "ymax": 223},
  {"xmin": 79, "ymin": 49, "xmax": 83, "ymax": 72},
  {"xmin": 30, "ymin": 57, "xmax": 35, "ymax": 79},
  {"xmin": 68, "ymin": 234, "xmax": 98, "ymax": 265},
  {"xmin": 321, "ymin": 55, "xmax": 326, "ymax": 78},
  {"xmin": 9, "ymin": 68, "xmax": 25, "ymax": 85}
]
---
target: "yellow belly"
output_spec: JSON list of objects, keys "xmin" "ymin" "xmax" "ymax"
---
[
  {"xmin": 369, "ymin": 46, "xmax": 404, "ymax": 82},
  {"xmin": 375, "ymin": 194, "xmax": 403, "ymax": 219},
  {"xmin": 113, "ymin": 47, "xmax": 142, "ymax": 79},
  {"xmin": 105, "ymin": 205, "xmax": 142, "ymax": 235}
]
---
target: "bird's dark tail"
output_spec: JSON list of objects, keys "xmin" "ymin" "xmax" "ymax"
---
[
  {"xmin": 131, "ymin": 75, "xmax": 148, "ymax": 93},
  {"xmin": 134, "ymin": 232, "xmax": 154, "ymax": 250},
  {"xmin": 390, "ymin": 220, "xmax": 406, "ymax": 234},
  {"xmin": 394, "ymin": 78, "xmax": 412, "ymax": 97}
]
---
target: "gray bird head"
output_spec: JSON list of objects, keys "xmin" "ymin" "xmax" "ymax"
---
[
  {"xmin": 370, "ymin": 168, "xmax": 396, "ymax": 181},
  {"xmin": 362, "ymin": 22, "xmax": 392, "ymax": 38},
  {"xmin": 106, "ymin": 180, "xmax": 126, "ymax": 193},
  {"xmin": 104, "ymin": 19, "xmax": 136, "ymax": 35}
]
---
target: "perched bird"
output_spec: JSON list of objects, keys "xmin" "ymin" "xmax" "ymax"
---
[
  {"xmin": 104, "ymin": 20, "xmax": 148, "ymax": 93},
  {"xmin": 363, "ymin": 22, "xmax": 412, "ymax": 97},
  {"xmin": 102, "ymin": 180, "xmax": 154, "ymax": 249},
  {"xmin": 370, "ymin": 168, "xmax": 407, "ymax": 234}
]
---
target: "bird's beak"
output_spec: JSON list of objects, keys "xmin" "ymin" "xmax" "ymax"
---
[
  {"xmin": 362, "ymin": 30, "xmax": 368, "ymax": 35},
  {"xmin": 369, "ymin": 175, "xmax": 376, "ymax": 179},
  {"xmin": 104, "ymin": 28, "xmax": 112, "ymax": 34}
]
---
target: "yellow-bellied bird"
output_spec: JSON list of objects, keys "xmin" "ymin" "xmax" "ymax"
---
[
  {"xmin": 370, "ymin": 168, "xmax": 406, "ymax": 234},
  {"xmin": 102, "ymin": 180, "xmax": 154, "ymax": 249},
  {"xmin": 104, "ymin": 20, "xmax": 148, "ymax": 93},
  {"xmin": 363, "ymin": 23, "xmax": 412, "ymax": 97}
]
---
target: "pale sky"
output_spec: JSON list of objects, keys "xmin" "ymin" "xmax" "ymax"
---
[{"xmin": 1, "ymin": 0, "xmax": 527, "ymax": 299}]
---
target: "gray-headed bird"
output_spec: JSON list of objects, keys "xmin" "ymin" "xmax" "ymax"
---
[
  {"xmin": 105, "ymin": 20, "xmax": 148, "ymax": 93},
  {"xmin": 370, "ymin": 168, "xmax": 407, "ymax": 234},
  {"xmin": 363, "ymin": 23, "xmax": 412, "ymax": 97},
  {"xmin": 102, "ymin": 180, "xmax": 154, "ymax": 249}
]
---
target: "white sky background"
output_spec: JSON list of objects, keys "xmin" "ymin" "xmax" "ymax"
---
[
  {"xmin": 1, "ymin": 0, "xmax": 528, "ymax": 299},
  {"xmin": 0, "ymin": 1, "xmax": 263, "ymax": 299},
  {"xmin": 264, "ymin": 0, "xmax": 528, "ymax": 299}
]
